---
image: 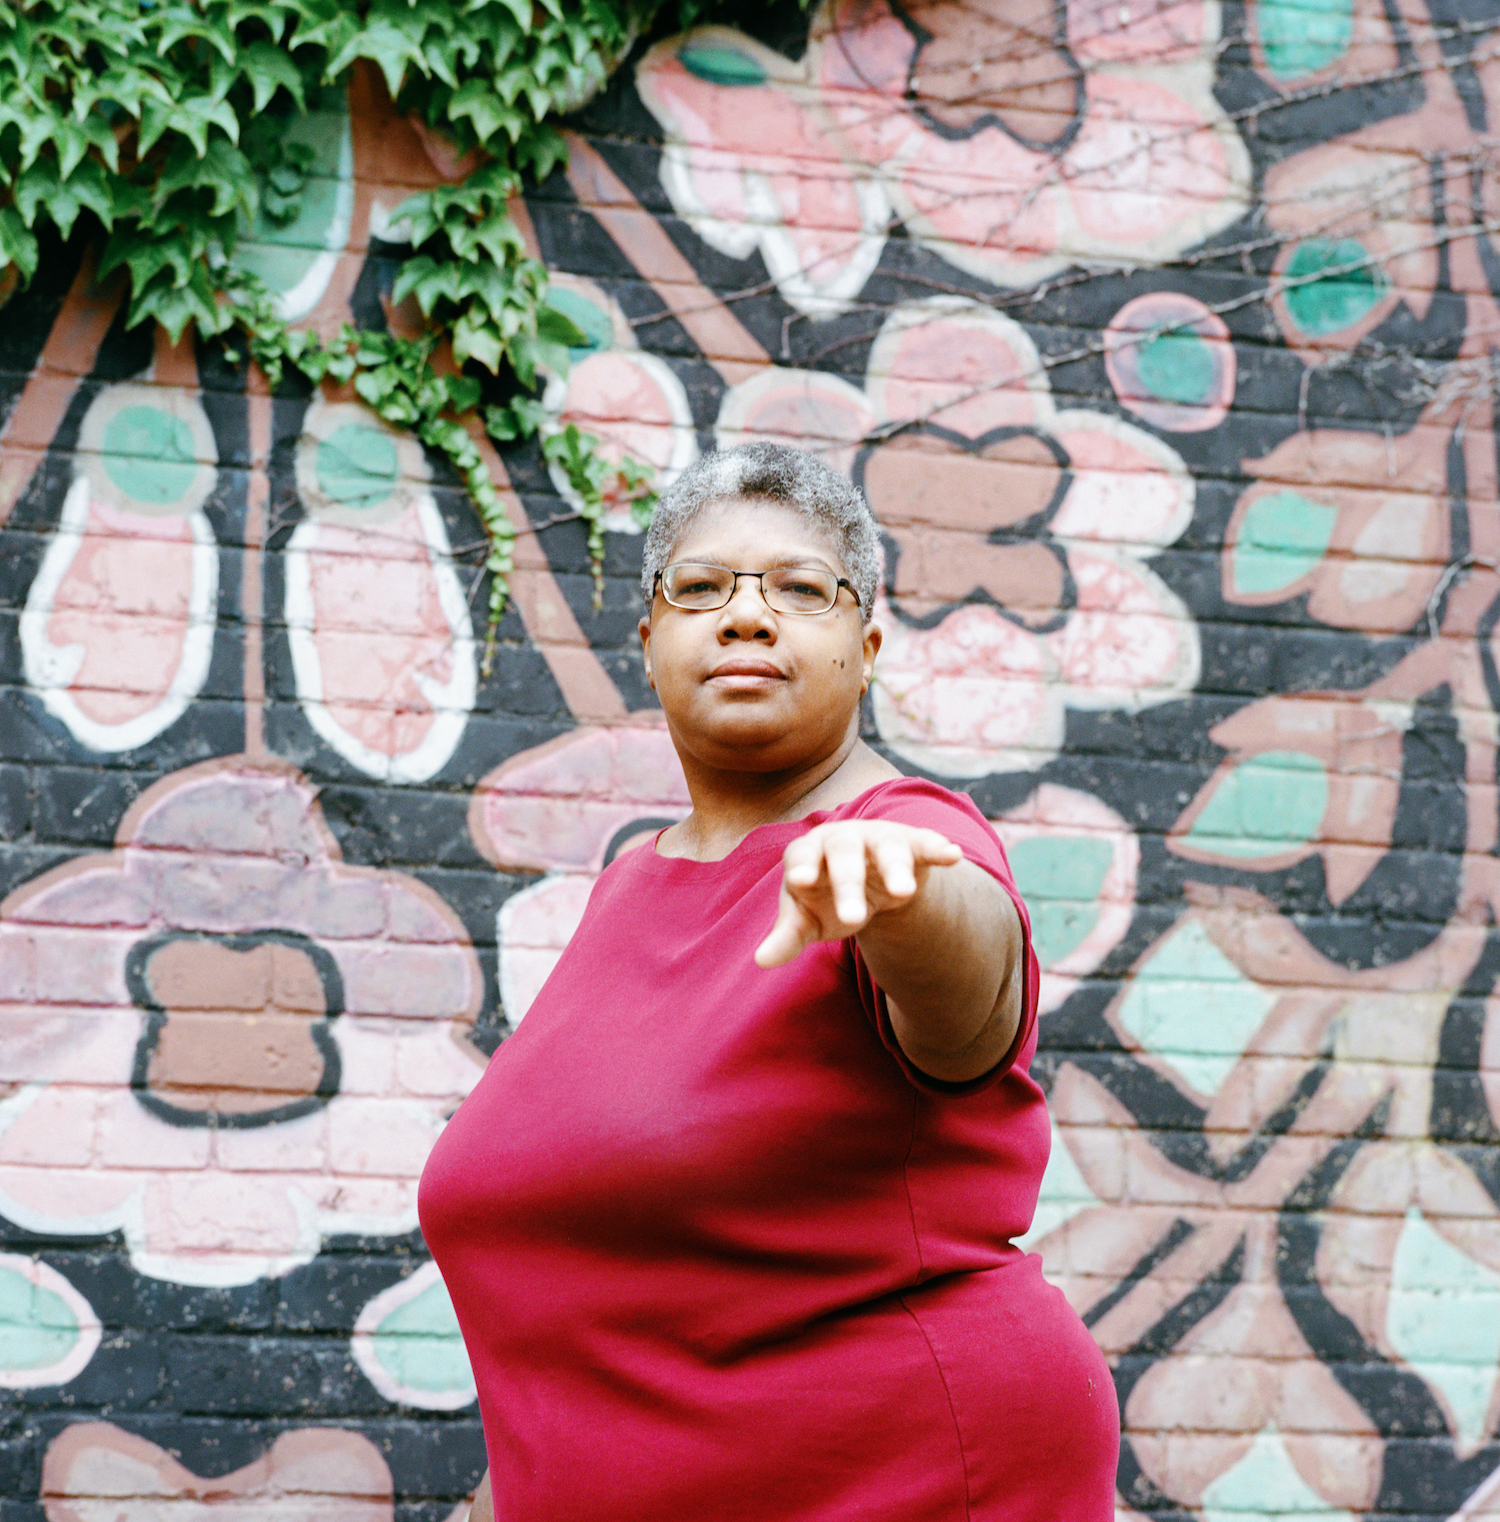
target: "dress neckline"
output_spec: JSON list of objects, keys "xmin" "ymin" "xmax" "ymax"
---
[{"xmin": 638, "ymin": 778, "xmax": 908, "ymax": 877}]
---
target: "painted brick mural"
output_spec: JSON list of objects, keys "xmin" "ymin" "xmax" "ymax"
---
[{"xmin": 1, "ymin": 0, "xmax": 1499, "ymax": 1517}]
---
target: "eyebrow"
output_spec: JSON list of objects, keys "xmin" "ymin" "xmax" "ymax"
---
[{"xmin": 683, "ymin": 554, "xmax": 839, "ymax": 572}]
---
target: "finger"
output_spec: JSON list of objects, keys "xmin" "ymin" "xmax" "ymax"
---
[
  {"xmin": 909, "ymin": 829, "xmax": 963, "ymax": 865},
  {"xmin": 872, "ymin": 837, "xmax": 918, "ymax": 899},
  {"xmin": 822, "ymin": 833, "xmax": 871, "ymax": 926},
  {"xmin": 755, "ymin": 892, "xmax": 821, "ymax": 967},
  {"xmin": 781, "ymin": 835, "xmax": 826, "ymax": 890}
]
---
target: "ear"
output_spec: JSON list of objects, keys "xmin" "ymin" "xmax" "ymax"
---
[
  {"xmin": 860, "ymin": 620, "xmax": 881, "ymax": 696},
  {"xmin": 638, "ymin": 615, "xmax": 655, "ymax": 690}
]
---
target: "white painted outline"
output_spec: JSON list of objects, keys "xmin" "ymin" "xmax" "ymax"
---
[{"xmin": 20, "ymin": 477, "xmax": 219, "ymax": 753}]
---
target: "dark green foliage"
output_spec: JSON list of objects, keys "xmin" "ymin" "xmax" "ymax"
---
[{"xmin": 0, "ymin": 0, "xmax": 670, "ymax": 650}]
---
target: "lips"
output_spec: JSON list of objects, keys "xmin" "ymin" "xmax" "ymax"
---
[{"xmin": 707, "ymin": 659, "xmax": 786, "ymax": 683}]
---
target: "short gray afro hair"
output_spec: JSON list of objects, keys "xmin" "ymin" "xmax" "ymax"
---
[{"xmin": 641, "ymin": 441, "xmax": 881, "ymax": 620}]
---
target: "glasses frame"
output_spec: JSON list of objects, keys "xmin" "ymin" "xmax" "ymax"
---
[{"xmin": 654, "ymin": 563, "xmax": 855, "ymax": 616}]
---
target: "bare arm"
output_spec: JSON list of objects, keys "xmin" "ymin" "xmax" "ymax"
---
[
  {"xmin": 755, "ymin": 821, "xmax": 1026, "ymax": 1083},
  {"xmin": 467, "ymin": 1470, "xmax": 494, "ymax": 1522}
]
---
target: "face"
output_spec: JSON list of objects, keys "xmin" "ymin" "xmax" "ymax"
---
[{"xmin": 639, "ymin": 498, "xmax": 880, "ymax": 776}]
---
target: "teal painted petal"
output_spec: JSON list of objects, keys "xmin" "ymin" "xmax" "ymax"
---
[
  {"xmin": 372, "ymin": 1280, "xmax": 471, "ymax": 1394},
  {"xmin": 1014, "ymin": 1121, "xmax": 1102, "ymax": 1252},
  {"xmin": 1232, "ymin": 491, "xmax": 1337, "ymax": 597},
  {"xmin": 679, "ymin": 42, "xmax": 767, "ymax": 86},
  {"xmin": 1184, "ymin": 750, "xmax": 1329, "ymax": 860},
  {"xmin": 1388, "ymin": 1206, "xmax": 1500, "ymax": 1452},
  {"xmin": 0, "ymin": 1255, "xmax": 99, "ymax": 1388},
  {"xmin": 1008, "ymin": 835, "xmax": 1112, "ymax": 967},
  {"xmin": 317, "ymin": 424, "xmax": 400, "ymax": 511},
  {"xmin": 1202, "ymin": 1428, "xmax": 1355, "ymax": 1521},
  {"xmin": 1136, "ymin": 330, "xmax": 1218, "ymax": 406},
  {"xmin": 1257, "ymin": 0, "xmax": 1353, "ymax": 79},
  {"xmin": 1284, "ymin": 238, "xmax": 1386, "ymax": 336},
  {"xmin": 237, "ymin": 109, "xmax": 354, "ymax": 317},
  {"xmin": 546, "ymin": 287, "xmax": 616, "ymax": 361},
  {"xmin": 353, "ymin": 1262, "xmax": 475, "ymax": 1409},
  {"xmin": 1116, "ymin": 919, "xmax": 1277, "ymax": 1096},
  {"xmin": 101, "ymin": 406, "xmax": 199, "ymax": 506}
]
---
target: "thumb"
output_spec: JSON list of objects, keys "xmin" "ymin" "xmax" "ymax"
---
[{"xmin": 754, "ymin": 892, "xmax": 821, "ymax": 968}]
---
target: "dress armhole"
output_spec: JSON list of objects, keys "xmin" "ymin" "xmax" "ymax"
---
[{"xmin": 843, "ymin": 782, "xmax": 1039, "ymax": 1097}]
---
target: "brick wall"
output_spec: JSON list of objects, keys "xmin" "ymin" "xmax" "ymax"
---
[{"xmin": 3, "ymin": 1, "xmax": 1500, "ymax": 1516}]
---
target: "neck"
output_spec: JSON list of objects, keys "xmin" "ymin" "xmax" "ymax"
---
[{"xmin": 662, "ymin": 731, "xmax": 898, "ymax": 861}]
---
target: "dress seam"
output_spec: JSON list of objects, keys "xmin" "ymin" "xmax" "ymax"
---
[
  {"xmin": 900, "ymin": 1087, "xmax": 924, "ymax": 1280},
  {"xmin": 897, "ymin": 1292, "xmax": 975, "ymax": 1521}
]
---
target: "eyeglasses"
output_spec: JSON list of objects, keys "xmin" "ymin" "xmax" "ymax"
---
[{"xmin": 656, "ymin": 563, "xmax": 853, "ymax": 615}]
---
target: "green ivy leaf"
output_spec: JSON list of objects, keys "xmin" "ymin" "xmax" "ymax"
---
[
  {"xmin": 100, "ymin": 224, "xmax": 193, "ymax": 293},
  {"xmin": 448, "ymin": 77, "xmax": 524, "ymax": 146},
  {"xmin": 0, "ymin": 206, "xmax": 39, "ymax": 282},
  {"xmin": 155, "ymin": 137, "xmax": 255, "ymax": 219},
  {"xmin": 240, "ymin": 38, "xmax": 307, "ymax": 112},
  {"xmin": 131, "ymin": 265, "xmax": 227, "ymax": 343},
  {"xmin": 326, "ymin": 16, "xmax": 425, "ymax": 96},
  {"xmin": 152, "ymin": 4, "xmax": 238, "ymax": 65},
  {"xmin": 139, "ymin": 92, "xmax": 240, "ymax": 156},
  {"xmin": 453, "ymin": 307, "xmax": 506, "ymax": 372},
  {"xmin": 535, "ymin": 301, "xmax": 589, "ymax": 348},
  {"xmin": 14, "ymin": 155, "xmax": 115, "ymax": 238}
]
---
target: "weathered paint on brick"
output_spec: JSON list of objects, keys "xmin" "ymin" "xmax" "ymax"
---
[{"xmin": 2, "ymin": 0, "xmax": 1500, "ymax": 1516}]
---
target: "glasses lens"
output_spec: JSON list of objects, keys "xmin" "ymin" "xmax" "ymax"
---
[
  {"xmin": 662, "ymin": 564, "xmax": 734, "ymax": 609},
  {"xmin": 764, "ymin": 568, "xmax": 838, "ymax": 614}
]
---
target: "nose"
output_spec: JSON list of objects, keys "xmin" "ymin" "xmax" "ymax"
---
[{"xmin": 717, "ymin": 574, "xmax": 775, "ymax": 642}]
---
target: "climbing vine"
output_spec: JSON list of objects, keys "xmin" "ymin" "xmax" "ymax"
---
[{"xmin": 0, "ymin": 0, "xmax": 765, "ymax": 665}]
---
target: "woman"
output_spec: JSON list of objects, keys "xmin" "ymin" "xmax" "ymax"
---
[{"xmin": 419, "ymin": 442, "xmax": 1119, "ymax": 1520}]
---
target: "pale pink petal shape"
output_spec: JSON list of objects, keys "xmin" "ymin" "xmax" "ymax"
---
[
  {"xmin": 43, "ymin": 1423, "xmax": 393, "ymax": 1522},
  {"xmin": 816, "ymin": 0, "xmax": 914, "ymax": 102},
  {"xmin": 1063, "ymin": 73, "xmax": 1247, "ymax": 252},
  {"xmin": 717, "ymin": 366, "xmax": 877, "ymax": 477},
  {"xmin": 499, "ymin": 874, "xmax": 597, "ymax": 1026},
  {"xmin": 818, "ymin": 6, "xmax": 1071, "ymax": 286},
  {"xmin": 867, "ymin": 298, "xmax": 1052, "ymax": 436},
  {"xmin": 637, "ymin": 32, "xmax": 888, "ymax": 314},
  {"xmin": 1048, "ymin": 547, "xmax": 1199, "ymax": 707},
  {"xmin": 546, "ymin": 349, "xmax": 697, "ymax": 529},
  {"xmin": 21, "ymin": 482, "xmax": 217, "ymax": 752},
  {"xmin": 285, "ymin": 495, "xmax": 476, "ymax": 784},
  {"xmin": 872, "ymin": 596, "xmax": 1062, "ymax": 777},
  {"xmin": 1068, "ymin": 0, "xmax": 1209, "ymax": 63},
  {"xmin": 993, "ymin": 784, "xmax": 1139, "ymax": 1012},
  {"xmin": 874, "ymin": 125, "xmax": 1062, "ymax": 286},
  {"xmin": 471, "ymin": 723, "xmax": 690, "ymax": 874},
  {"xmin": 1049, "ymin": 412, "xmax": 1196, "ymax": 548}
]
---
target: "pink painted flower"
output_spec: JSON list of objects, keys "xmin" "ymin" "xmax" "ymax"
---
[
  {"xmin": 0, "ymin": 761, "xmax": 484, "ymax": 1286},
  {"xmin": 539, "ymin": 274, "xmax": 698, "ymax": 531},
  {"xmin": 470, "ymin": 721, "xmax": 691, "ymax": 1024},
  {"xmin": 719, "ymin": 297, "xmax": 1200, "ymax": 776},
  {"xmin": 636, "ymin": 0, "xmax": 1250, "ymax": 315}
]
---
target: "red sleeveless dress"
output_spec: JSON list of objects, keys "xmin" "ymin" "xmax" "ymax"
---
[{"xmin": 419, "ymin": 777, "xmax": 1118, "ymax": 1520}]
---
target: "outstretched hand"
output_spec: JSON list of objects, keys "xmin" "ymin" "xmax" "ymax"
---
[{"xmin": 754, "ymin": 820, "xmax": 964, "ymax": 968}]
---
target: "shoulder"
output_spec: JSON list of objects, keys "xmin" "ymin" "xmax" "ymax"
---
[
  {"xmin": 842, "ymin": 776, "xmax": 989, "ymax": 831},
  {"xmin": 834, "ymin": 778, "xmax": 1009, "ymax": 877}
]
